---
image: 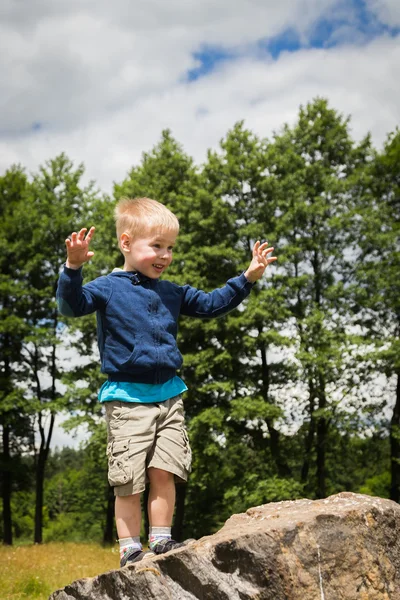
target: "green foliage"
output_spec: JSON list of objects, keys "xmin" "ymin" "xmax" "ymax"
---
[
  {"xmin": 224, "ymin": 475, "xmax": 304, "ymax": 516},
  {"xmin": 359, "ymin": 472, "xmax": 391, "ymax": 498},
  {"xmin": 230, "ymin": 397, "xmax": 282, "ymax": 422},
  {"xmin": 10, "ymin": 492, "xmax": 36, "ymax": 539},
  {"xmin": 43, "ymin": 425, "xmax": 110, "ymax": 542}
]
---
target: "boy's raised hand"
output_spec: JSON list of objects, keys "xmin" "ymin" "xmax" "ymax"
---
[
  {"xmin": 65, "ymin": 227, "xmax": 96, "ymax": 269},
  {"xmin": 244, "ymin": 241, "xmax": 277, "ymax": 283}
]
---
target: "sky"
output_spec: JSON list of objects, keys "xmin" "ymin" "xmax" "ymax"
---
[
  {"xmin": 2, "ymin": 0, "xmax": 399, "ymax": 447},
  {"xmin": 1, "ymin": 0, "xmax": 399, "ymax": 196}
]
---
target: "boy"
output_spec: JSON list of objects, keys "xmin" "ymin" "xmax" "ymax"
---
[{"xmin": 56, "ymin": 197, "xmax": 276, "ymax": 567}]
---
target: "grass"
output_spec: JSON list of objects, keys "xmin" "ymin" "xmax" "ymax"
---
[{"xmin": 0, "ymin": 542, "xmax": 119, "ymax": 600}]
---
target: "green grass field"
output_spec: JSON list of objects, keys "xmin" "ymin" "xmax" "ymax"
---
[{"xmin": 0, "ymin": 542, "xmax": 119, "ymax": 600}]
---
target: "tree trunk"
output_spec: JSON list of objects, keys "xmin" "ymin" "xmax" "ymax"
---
[
  {"xmin": 316, "ymin": 373, "xmax": 327, "ymax": 499},
  {"xmin": 34, "ymin": 446, "xmax": 46, "ymax": 544},
  {"xmin": 260, "ymin": 339, "xmax": 290, "ymax": 477},
  {"xmin": 2, "ymin": 421, "xmax": 13, "ymax": 545},
  {"xmin": 172, "ymin": 483, "xmax": 187, "ymax": 541},
  {"xmin": 143, "ymin": 484, "xmax": 150, "ymax": 541},
  {"xmin": 103, "ymin": 485, "xmax": 115, "ymax": 545},
  {"xmin": 33, "ymin": 334, "xmax": 57, "ymax": 544},
  {"xmin": 1, "ymin": 347, "xmax": 13, "ymax": 545},
  {"xmin": 390, "ymin": 369, "xmax": 400, "ymax": 503},
  {"xmin": 301, "ymin": 386, "xmax": 316, "ymax": 485},
  {"xmin": 34, "ymin": 410, "xmax": 55, "ymax": 543}
]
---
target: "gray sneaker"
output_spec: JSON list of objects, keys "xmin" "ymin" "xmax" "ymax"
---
[
  {"xmin": 120, "ymin": 549, "xmax": 155, "ymax": 567},
  {"xmin": 152, "ymin": 538, "xmax": 195, "ymax": 555}
]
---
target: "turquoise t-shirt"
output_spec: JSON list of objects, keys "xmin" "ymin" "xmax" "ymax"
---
[{"xmin": 98, "ymin": 375, "xmax": 188, "ymax": 403}]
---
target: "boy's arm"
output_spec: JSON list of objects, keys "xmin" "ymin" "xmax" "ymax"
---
[
  {"xmin": 180, "ymin": 241, "xmax": 276, "ymax": 319},
  {"xmin": 180, "ymin": 273, "xmax": 254, "ymax": 318},
  {"xmin": 56, "ymin": 226, "xmax": 110, "ymax": 317},
  {"xmin": 56, "ymin": 267, "xmax": 110, "ymax": 317}
]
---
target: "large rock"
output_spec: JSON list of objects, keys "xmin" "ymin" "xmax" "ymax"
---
[{"xmin": 49, "ymin": 492, "xmax": 400, "ymax": 600}]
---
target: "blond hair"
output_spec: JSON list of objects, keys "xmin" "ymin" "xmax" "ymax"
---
[{"xmin": 114, "ymin": 197, "xmax": 179, "ymax": 244}]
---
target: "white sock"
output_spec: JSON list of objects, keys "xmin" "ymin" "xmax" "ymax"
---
[
  {"xmin": 119, "ymin": 536, "xmax": 142, "ymax": 560},
  {"xmin": 149, "ymin": 527, "xmax": 171, "ymax": 550}
]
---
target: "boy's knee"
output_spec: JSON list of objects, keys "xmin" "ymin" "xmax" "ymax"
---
[
  {"xmin": 115, "ymin": 492, "xmax": 141, "ymax": 505},
  {"xmin": 148, "ymin": 467, "xmax": 174, "ymax": 484}
]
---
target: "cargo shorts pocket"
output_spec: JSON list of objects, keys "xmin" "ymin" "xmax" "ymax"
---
[{"xmin": 107, "ymin": 439, "xmax": 132, "ymax": 487}]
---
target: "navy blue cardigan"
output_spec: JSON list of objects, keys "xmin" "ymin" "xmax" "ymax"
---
[{"xmin": 56, "ymin": 267, "xmax": 254, "ymax": 384}]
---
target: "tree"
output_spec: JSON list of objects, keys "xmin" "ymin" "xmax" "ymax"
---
[
  {"xmin": 17, "ymin": 154, "xmax": 99, "ymax": 543},
  {"xmin": 202, "ymin": 122, "xmax": 294, "ymax": 478},
  {"xmin": 0, "ymin": 166, "xmax": 32, "ymax": 545},
  {"xmin": 352, "ymin": 130, "xmax": 400, "ymax": 501},
  {"xmin": 268, "ymin": 98, "xmax": 373, "ymax": 497}
]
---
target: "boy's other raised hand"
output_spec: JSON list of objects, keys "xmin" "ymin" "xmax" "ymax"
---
[
  {"xmin": 65, "ymin": 227, "xmax": 96, "ymax": 269},
  {"xmin": 244, "ymin": 240, "xmax": 277, "ymax": 283}
]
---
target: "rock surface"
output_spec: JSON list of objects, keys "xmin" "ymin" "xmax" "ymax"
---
[{"xmin": 49, "ymin": 492, "xmax": 400, "ymax": 600}]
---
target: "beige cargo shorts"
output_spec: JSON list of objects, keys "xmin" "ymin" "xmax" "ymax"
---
[{"xmin": 104, "ymin": 395, "xmax": 192, "ymax": 497}]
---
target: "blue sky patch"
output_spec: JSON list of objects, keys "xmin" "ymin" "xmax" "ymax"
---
[
  {"xmin": 258, "ymin": 28, "xmax": 301, "ymax": 59},
  {"xmin": 187, "ymin": 47, "xmax": 235, "ymax": 82},
  {"xmin": 306, "ymin": 0, "xmax": 400, "ymax": 48},
  {"xmin": 186, "ymin": 0, "xmax": 399, "ymax": 82}
]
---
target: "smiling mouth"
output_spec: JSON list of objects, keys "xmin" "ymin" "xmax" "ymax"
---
[{"xmin": 153, "ymin": 264, "xmax": 164, "ymax": 270}]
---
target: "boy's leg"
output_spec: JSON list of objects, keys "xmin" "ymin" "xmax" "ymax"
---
[
  {"xmin": 146, "ymin": 396, "xmax": 192, "ymax": 554},
  {"xmin": 115, "ymin": 493, "xmax": 148, "ymax": 566},
  {"xmin": 147, "ymin": 467, "xmax": 181, "ymax": 553},
  {"xmin": 147, "ymin": 467, "xmax": 175, "ymax": 526},
  {"xmin": 105, "ymin": 401, "xmax": 161, "ymax": 566},
  {"xmin": 115, "ymin": 492, "xmax": 142, "ymax": 539}
]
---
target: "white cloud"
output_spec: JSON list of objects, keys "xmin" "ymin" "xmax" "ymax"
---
[
  {"xmin": 0, "ymin": 0, "xmax": 399, "ymax": 194},
  {"xmin": 2, "ymin": 33, "xmax": 398, "ymax": 193},
  {"xmin": 366, "ymin": 0, "xmax": 400, "ymax": 26},
  {"xmin": 0, "ymin": 0, "xmax": 343, "ymax": 133}
]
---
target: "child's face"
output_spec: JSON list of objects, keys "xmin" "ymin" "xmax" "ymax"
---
[{"xmin": 122, "ymin": 230, "xmax": 177, "ymax": 278}]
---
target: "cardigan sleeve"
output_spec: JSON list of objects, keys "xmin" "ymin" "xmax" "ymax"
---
[
  {"xmin": 56, "ymin": 266, "xmax": 111, "ymax": 317},
  {"xmin": 179, "ymin": 272, "xmax": 254, "ymax": 319}
]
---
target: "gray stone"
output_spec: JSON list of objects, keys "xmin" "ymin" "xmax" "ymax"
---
[{"xmin": 49, "ymin": 492, "xmax": 400, "ymax": 599}]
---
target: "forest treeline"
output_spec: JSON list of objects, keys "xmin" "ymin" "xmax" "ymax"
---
[{"xmin": 0, "ymin": 98, "xmax": 399, "ymax": 546}]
